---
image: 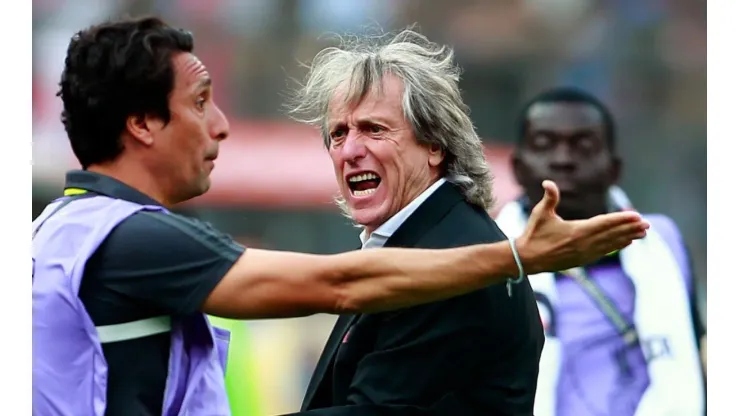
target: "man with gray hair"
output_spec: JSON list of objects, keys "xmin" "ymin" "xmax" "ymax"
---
[{"xmin": 288, "ymin": 29, "xmax": 544, "ymax": 415}]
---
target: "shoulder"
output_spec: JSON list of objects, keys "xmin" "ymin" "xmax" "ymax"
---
[
  {"xmin": 104, "ymin": 210, "xmax": 243, "ymax": 260},
  {"xmin": 423, "ymin": 202, "xmax": 506, "ymax": 247},
  {"xmin": 82, "ymin": 210, "xmax": 245, "ymax": 318},
  {"xmin": 110, "ymin": 210, "xmax": 214, "ymax": 240},
  {"xmin": 89, "ymin": 210, "xmax": 245, "ymax": 284}
]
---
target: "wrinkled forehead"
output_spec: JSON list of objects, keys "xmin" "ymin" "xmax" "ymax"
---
[
  {"xmin": 526, "ymin": 102, "xmax": 604, "ymax": 133},
  {"xmin": 172, "ymin": 52, "xmax": 209, "ymax": 89},
  {"xmin": 327, "ymin": 75, "xmax": 404, "ymax": 124}
]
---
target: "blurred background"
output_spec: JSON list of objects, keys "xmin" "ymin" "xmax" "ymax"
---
[{"xmin": 32, "ymin": 0, "xmax": 706, "ymax": 414}]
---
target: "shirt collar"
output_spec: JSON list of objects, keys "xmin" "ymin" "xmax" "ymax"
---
[
  {"xmin": 359, "ymin": 178, "xmax": 447, "ymax": 249},
  {"xmin": 64, "ymin": 170, "xmax": 163, "ymax": 207}
]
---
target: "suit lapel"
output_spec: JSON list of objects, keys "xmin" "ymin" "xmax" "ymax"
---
[
  {"xmin": 301, "ymin": 313, "xmax": 359, "ymax": 409},
  {"xmin": 301, "ymin": 183, "xmax": 464, "ymax": 409},
  {"xmin": 302, "ymin": 241, "xmax": 364, "ymax": 410}
]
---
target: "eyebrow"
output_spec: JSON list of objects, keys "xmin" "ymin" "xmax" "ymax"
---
[
  {"xmin": 357, "ymin": 117, "xmax": 389, "ymax": 126},
  {"xmin": 329, "ymin": 117, "xmax": 390, "ymax": 128},
  {"xmin": 194, "ymin": 77, "xmax": 212, "ymax": 93}
]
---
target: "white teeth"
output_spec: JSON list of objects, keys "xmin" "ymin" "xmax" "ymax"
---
[
  {"xmin": 348, "ymin": 173, "xmax": 379, "ymax": 182},
  {"xmin": 352, "ymin": 188, "xmax": 377, "ymax": 196}
]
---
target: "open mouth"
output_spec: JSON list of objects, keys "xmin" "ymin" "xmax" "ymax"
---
[{"xmin": 347, "ymin": 172, "xmax": 382, "ymax": 197}]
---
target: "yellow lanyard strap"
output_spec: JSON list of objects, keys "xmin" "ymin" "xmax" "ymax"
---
[{"xmin": 63, "ymin": 188, "xmax": 89, "ymax": 196}]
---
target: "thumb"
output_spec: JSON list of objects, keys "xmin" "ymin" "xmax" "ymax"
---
[{"xmin": 535, "ymin": 180, "xmax": 560, "ymax": 215}]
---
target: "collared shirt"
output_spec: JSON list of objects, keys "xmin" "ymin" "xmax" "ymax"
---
[{"xmin": 359, "ymin": 178, "xmax": 447, "ymax": 250}]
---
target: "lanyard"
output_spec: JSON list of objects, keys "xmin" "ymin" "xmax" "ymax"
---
[{"xmin": 559, "ymin": 255, "xmax": 639, "ymax": 347}]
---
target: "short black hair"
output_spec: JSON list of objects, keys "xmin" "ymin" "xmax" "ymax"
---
[
  {"xmin": 517, "ymin": 86, "xmax": 616, "ymax": 151},
  {"xmin": 58, "ymin": 16, "xmax": 194, "ymax": 168}
]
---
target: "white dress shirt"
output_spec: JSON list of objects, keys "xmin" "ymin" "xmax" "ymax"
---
[{"xmin": 359, "ymin": 178, "xmax": 447, "ymax": 250}]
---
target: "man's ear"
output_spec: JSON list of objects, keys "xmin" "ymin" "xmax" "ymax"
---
[
  {"xmin": 428, "ymin": 142, "xmax": 444, "ymax": 168},
  {"xmin": 125, "ymin": 113, "xmax": 158, "ymax": 146}
]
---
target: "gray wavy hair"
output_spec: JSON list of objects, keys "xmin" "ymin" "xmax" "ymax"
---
[{"xmin": 287, "ymin": 28, "xmax": 494, "ymax": 215}]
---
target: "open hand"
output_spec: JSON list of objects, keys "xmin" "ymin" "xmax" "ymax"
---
[{"xmin": 516, "ymin": 180, "xmax": 649, "ymax": 274}]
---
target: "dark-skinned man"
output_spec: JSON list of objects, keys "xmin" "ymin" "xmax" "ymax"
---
[{"xmin": 496, "ymin": 87, "xmax": 706, "ymax": 416}]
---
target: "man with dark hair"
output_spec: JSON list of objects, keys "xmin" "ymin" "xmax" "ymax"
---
[
  {"xmin": 496, "ymin": 86, "xmax": 706, "ymax": 416},
  {"xmin": 512, "ymin": 87, "xmax": 618, "ymax": 221},
  {"xmin": 32, "ymin": 19, "xmax": 649, "ymax": 416}
]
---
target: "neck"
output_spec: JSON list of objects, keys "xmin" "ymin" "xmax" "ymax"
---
[{"xmin": 86, "ymin": 159, "xmax": 172, "ymax": 207}]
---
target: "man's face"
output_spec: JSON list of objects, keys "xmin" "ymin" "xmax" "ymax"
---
[
  {"xmin": 140, "ymin": 52, "xmax": 230, "ymax": 204},
  {"xmin": 327, "ymin": 74, "xmax": 443, "ymax": 232},
  {"xmin": 512, "ymin": 101, "xmax": 620, "ymax": 219}
]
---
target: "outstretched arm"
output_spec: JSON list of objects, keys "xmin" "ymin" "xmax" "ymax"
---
[
  {"xmin": 204, "ymin": 242, "xmax": 515, "ymax": 318},
  {"xmin": 203, "ymin": 181, "xmax": 649, "ymax": 319}
]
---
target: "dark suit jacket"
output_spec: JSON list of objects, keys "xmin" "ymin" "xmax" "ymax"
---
[{"xmin": 287, "ymin": 183, "xmax": 544, "ymax": 416}]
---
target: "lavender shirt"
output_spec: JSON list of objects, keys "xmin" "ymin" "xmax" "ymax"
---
[{"xmin": 552, "ymin": 214, "xmax": 701, "ymax": 416}]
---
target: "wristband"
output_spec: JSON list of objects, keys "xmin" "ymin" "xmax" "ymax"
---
[{"xmin": 506, "ymin": 237, "xmax": 525, "ymax": 298}]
